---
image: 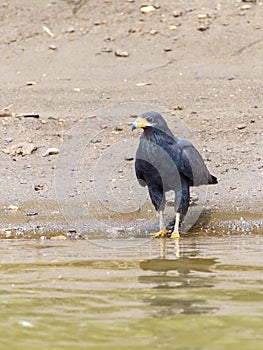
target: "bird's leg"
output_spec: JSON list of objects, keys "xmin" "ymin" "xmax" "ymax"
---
[
  {"xmin": 159, "ymin": 209, "xmax": 165, "ymax": 231},
  {"xmin": 152, "ymin": 210, "xmax": 171, "ymax": 238},
  {"xmin": 170, "ymin": 212, "xmax": 181, "ymax": 238}
]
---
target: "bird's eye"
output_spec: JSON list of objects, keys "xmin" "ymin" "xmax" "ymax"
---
[{"xmin": 147, "ymin": 116, "xmax": 154, "ymax": 123}]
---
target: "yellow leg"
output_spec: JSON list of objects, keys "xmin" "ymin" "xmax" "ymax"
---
[
  {"xmin": 170, "ymin": 213, "xmax": 181, "ymax": 238},
  {"xmin": 159, "ymin": 209, "xmax": 165, "ymax": 231},
  {"xmin": 151, "ymin": 210, "xmax": 171, "ymax": 238}
]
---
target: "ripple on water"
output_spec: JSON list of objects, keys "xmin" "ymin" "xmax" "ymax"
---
[{"xmin": 0, "ymin": 235, "xmax": 262, "ymax": 349}]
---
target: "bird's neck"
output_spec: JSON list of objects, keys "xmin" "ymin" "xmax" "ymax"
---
[{"xmin": 143, "ymin": 127, "xmax": 175, "ymax": 144}]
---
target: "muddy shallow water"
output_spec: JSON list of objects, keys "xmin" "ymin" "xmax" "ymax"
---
[{"xmin": 0, "ymin": 234, "xmax": 262, "ymax": 349}]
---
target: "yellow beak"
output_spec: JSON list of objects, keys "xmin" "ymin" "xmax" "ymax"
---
[{"xmin": 132, "ymin": 117, "xmax": 152, "ymax": 130}]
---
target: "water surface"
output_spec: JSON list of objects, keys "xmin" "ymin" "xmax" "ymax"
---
[{"xmin": 0, "ymin": 235, "xmax": 262, "ymax": 349}]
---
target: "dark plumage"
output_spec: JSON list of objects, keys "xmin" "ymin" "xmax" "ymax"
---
[{"xmin": 132, "ymin": 111, "xmax": 218, "ymax": 238}]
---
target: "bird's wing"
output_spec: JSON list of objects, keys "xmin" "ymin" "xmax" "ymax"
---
[
  {"xmin": 168, "ymin": 138, "xmax": 211, "ymax": 185},
  {"xmin": 135, "ymin": 158, "xmax": 147, "ymax": 187}
]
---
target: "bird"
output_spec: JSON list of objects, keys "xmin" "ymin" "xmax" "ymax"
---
[{"xmin": 132, "ymin": 111, "xmax": 218, "ymax": 238}]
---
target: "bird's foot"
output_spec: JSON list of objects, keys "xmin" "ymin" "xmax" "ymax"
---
[
  {"xmin": 151, "ymin": 229, "xmax": 171, "ymax": 239},
  {"xmin": 170, "ymin": 231, "xmax": 180, "ymax": 239}
]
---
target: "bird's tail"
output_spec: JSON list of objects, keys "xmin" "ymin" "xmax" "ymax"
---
[{"xmin": 209, "ymin": 174, "xmax": 218, "ymax": 184}]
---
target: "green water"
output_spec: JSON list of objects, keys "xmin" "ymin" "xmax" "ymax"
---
[{"xmin": 0, "ymin": 235, "xmax": 262, "ymax": 349}]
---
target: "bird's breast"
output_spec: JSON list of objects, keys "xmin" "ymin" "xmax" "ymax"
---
[{"xmin": 137, "ymin": 137, "xmax": 181, "ymax": 190}]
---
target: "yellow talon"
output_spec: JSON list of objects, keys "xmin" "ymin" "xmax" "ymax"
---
[
  {"xmin": 170, "ymin": 232, "xmax": 180, "ymax": 239},
  {"xmin": 151, "ymin": 229, "xmax": 171, "ymax": 239}
]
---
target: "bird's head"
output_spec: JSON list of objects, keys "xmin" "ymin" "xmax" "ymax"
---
[{"xmin": 131, "ymin": 111, "xmax": 169, "ymax": 132}]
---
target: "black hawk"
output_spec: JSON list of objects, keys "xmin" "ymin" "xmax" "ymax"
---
[{"xmin": 132, "ymin": 111, "xmax": 218, "ymax": 238}]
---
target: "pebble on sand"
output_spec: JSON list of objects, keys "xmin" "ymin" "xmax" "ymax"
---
[
  {"xmin": 42, "ymin": 147, "xmax": 60, "ymax": 157},
  {"xmin": 140, "ymin": 5, "xmax": 156, "ymax": 14},
  {"xmin": 236, "ymin": 124, "xmax": 247, "ymax": 130},
  {"xmin": 115, "ymin": 50, "xmax": 129, "ymax": 57}
]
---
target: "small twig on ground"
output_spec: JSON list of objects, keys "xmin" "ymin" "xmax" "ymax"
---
[
  {"xmin": 0, "ymin": 112, "xmax": 12, "ymax": 118},
  {"xmin": 0, "ymin": 112, "xmax": 40, "ymax": 118},
  {"xmin": 18, "ymin": 114, "xmax": 40, "ymax": 119}
]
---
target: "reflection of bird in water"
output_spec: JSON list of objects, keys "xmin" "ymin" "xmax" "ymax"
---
[
  {"xmin": 160, "ymin": 237, "xmax": 180, "ymax": 258},
  {"xmin": 140, "ymin": 239, "xmax": 217, "ymax": 274},
  {"xmin": 132, "ymin": 111, "xmax": 218, "ymax": 238},
  {"xmin": 140, "ymin": 256, "xmax": 217, "ymax": 274},
  {"xmin": 138, "ymin": 239, "xmax": 217, "ymax": 315}
]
